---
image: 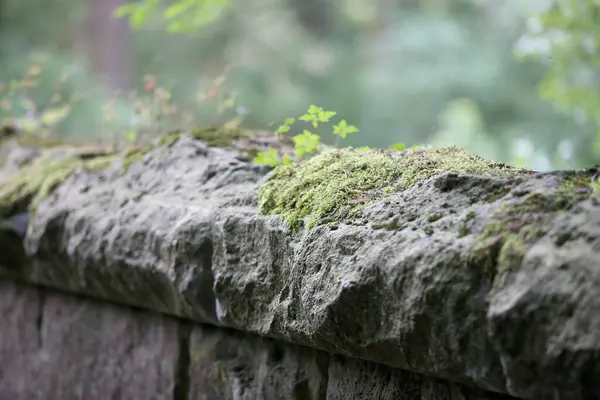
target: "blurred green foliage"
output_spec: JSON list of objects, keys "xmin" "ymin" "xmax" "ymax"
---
[
  {"xmin": 114, "ymin": 0, "xmax": 228, "ymax": 33},
  {"xmin": 515, "ymin": 0, "xmax": 600, "ymax": 160},
  {"xmin": 1, "ymin": 0, "xmax": 599, "ymax": 170}
]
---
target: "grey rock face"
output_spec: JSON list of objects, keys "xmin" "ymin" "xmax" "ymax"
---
[
  {"xmin": 189, "ymin": 324, "xmax": 514, "ymax": 400},
  {"xmin": 2, "ymin": 135, "xmax": 599, "ymax": 399},
  {"xmin": 0, "ymin": 280, "xmax": 514, "ymax": 400},
  {"xmin": 0, "ymin": 280, "xmax": 180, "ymax": 399}
]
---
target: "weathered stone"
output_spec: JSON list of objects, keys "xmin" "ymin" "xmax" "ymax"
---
[
  {"xmin": 188, "ymin": 324, "xmax": 513, "ymax": 400},
  {"xmin": 1, "ymin": 134, "xmax": 600, "ymax": 399},
  {"xmin": 0, "ymin": 280, "xmax": 513, "ymax": 400},
  {"xmin": 0, "ymin": 280, "xmax": 180, "ymax": 399}
]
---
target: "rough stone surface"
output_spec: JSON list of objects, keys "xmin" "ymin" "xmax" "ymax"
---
[
  {"xmin": 0, "ymin": 280, "xmax": 180, "ymax": 399},
  {"xmin": 0, "ymin": 140, "xmax": 41, "ymax": 182},
  {"xmin": 1, "ymin": 136, "xmax": 600, "ymax": 399},
  {"xmin": 0, "ymin": 280, "xmax": 512, "ymax": 400},
  {"xmin": 188, "ymin": 325, "xmax": 513, "ymax": 400}
]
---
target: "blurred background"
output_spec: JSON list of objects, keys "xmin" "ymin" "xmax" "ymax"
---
[{"xmin": 1, "ymin": 0, "xmax": 599, "ymax": 171}]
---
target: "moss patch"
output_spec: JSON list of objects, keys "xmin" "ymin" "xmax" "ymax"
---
[
  {"xmin": 156, "ymin": 126, "xmax": 257, "ymax": 148},
  {"xmin": 0, "ymin": 135, "xmax": 66, "ymax": 150},
  {"xmin": 371, "ymin": 217, "xmax": 405, "ymax": 231},
  {"xmin": 427, "ymin": 213, "xmax": 443, "ymax": 222},
  {"xmin": 469, "ymin": 171, "xmax": 599, "ymax": 274},
  {"xmin": 0, "ymin": 133, "xmax": 112, "ymax": 152},
  {"xmin": 190, "ymin": 126, "xmax": 253, "ymax": 147},
  {"xmin": 457, "ymin": 211, "xmax": 476, "ymax": 238},
  {"xmin": 457, "ymin": 225, "xmax": 471, "ymax": 238},
  {"xmin": 485, "ymin": 186, "xmax": 512, "ymax": 202},
  {"xmin": 121, "ymin": 143, "xmax": 155, "ymax": 173},
  {"xmin": 0, "ymin": 147, "xmax": 116, "ymax": 218},
  {"xmin": 121, "ymin": 127, "xmax": 261, "ymax": 172},
  {"xmin": 258, "ymin": 146, "xmax": 525, "ymax": 231}
]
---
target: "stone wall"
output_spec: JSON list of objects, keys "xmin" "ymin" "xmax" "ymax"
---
[
  {"xmin": 2, "ymin": 132, "xmax": 600, "ymax": 399},
  {"xmin": 0, "ymin": 280, "xmax": 509, "ymax": 399}
]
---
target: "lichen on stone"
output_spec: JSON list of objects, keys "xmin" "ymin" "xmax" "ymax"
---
[
  {"xmin": 121, "ymin": 127, "xmax": 264, "ymax": 172},
  {"xmin": 0, "ymin": 147, "xmax": 115, "ymax": 218},
  {"xmin": 0, "ymin": 135, "xmax": 68, "ymax": 150},
  {"xmin": 156, "ymin": 127, "xmax": 253, "ymax": 148},
  {"xmin": 258, "ymin": 146, "xmax": 524, "ymax": 231},
  {"xmin": 121, "ymin": 143, "xmax": 155, "ymax": 172},
  {"xmin": 469, "ymin": 171, "xmax": 599, "ymax": 275}
]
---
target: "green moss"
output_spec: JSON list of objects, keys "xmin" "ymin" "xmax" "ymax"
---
[
  {"xmin": 0, "ymin": 148, "xmax": 116, "ymax": 218},
  {"xmin": 121, "ymin": 127, "xmax": 257, "ymax": 172},
  {"xmin": 457, "ymin": 225, "xmax": 471, "ymax": 238},
  {"xmin": 121, "ymin": 144, "xmax": 154, "ymax": 173},
  {"xmin": 465, "ymin": 211, "xmax": 476, "ymax": 221},
  {"xmin": 423, "ymin": 226, "xmax": 434, "ymax": 235},
  {"xmin": 156, "ymin": 127, "xmax": 254, "ymax": 149},
  {"xmin": 427, "ymin": 213, "xmax": 442, "ymax": 222},
  {"xmin": 470, "ymin": 171, "xmax": 597, "ymax": 274},
  {"xmin": 406, "ymin": 213, "xmax": 418, "ymax": 222},
  {"xmin": 0, "ymin": 135, "xmax": 68, "ymax": 150},
  {"xmin": 157, "ymin": 130, "xmax": 185, "ymax": 147},
  {"xmin": 236, "ymin": 147, "xmax": 261, "ymax": 162},
  {"xmin": 190, "ymin": 126, "xmax": 252, "ymax": 147},
  {"xmin": 372, "ymin": 218, "xmax": 405, "ymax": 231},
  {"xmin": 258, "ymin": 146, "xmax": 524, "ymax": 231},
  {"xmin": 485, "ymin": 186, "xmax": 512, "ymax": 202},
  {"xmin": 457, "ymin": 211, "xmax": 476, "ymax": 238}
]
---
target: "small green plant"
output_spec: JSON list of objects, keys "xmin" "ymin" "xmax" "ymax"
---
[
  {"xmin": 332, "ymin": 119, "xmax": 359, "ymax": 147},
  {"xmin": 0, "ymin": 62, "xmax": 73, "ymax": 139},
  {"xmin": 114, "ymin": 0, "xmax": 229, "ymax": 33},
  {"xmin": 253, "ymin": 105, "xmax": 359, "ymax": 166},
  {"xmin": 389, "ymin": 142, "xmax": 406, "ymax": 151},
  {"xmin": 253, "ymin": 149, "xmax": 282, "ymax": 167},
  {"xmin": 104, "ymin": 67, "xmax": 243, "ymax": 148}
]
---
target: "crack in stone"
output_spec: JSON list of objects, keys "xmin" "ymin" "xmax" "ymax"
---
[
  {"xmin": 173, "ymin": 322, "xmax": 191, "ymax": 400},
  {"xmin": 36, "ymin": 290, "xmax": 44, "ymax": 349}
]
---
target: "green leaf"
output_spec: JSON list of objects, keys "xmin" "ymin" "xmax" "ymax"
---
[
  {"xmin": 113, "ymin": 4, "xmax": 137, "ymax": 18},
  {"xmin": 333, "ymin": 119, "xmax": 359, "ymax": 138},
  {"xmin": 389, "ymin": 142, "xmax": 406, "ymax": 151},
  {"xmin": 293, "ymin": 130, "xmax": 321, "ymax": 158},
  {"xmin": 318, "ymin": 110, "xmax": 336, "ymax": 122},
  {"xmin": 298, "ymin": 114, "xmax": 313, "ymax": 122},
  {"xmin": 164, "ymin": 2, "xmax": 192, "ymax": 19},
  {"xmin": 40, "ymin": 106, "xmax": 71, "ymax": 127},
  {"xmin": 253, "ymin": 149, "xmax": 281, "ymax": 166},
  {"xmin": 123, "ymin": 128, "xmax": 139, "ymax": 143},
  {"xmin": 298, "ymin": 113, "xmax": 319, "ymax": 128},
  {"xmin": 307, "ymin": 105, "xmax": 323, "ymax": 115},
  {"xmin": 131, "ymin": 10, "xmax": 149, "ymax": 29},
  {"xmin": 275, "ymin": 124, "xmax": 290, "ymax": 135}
]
